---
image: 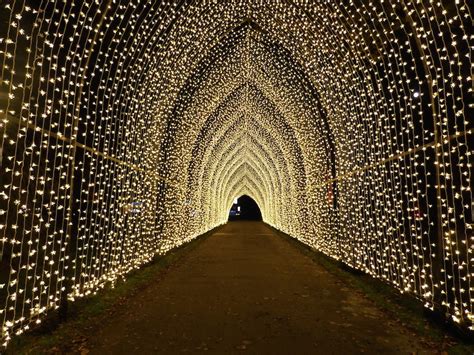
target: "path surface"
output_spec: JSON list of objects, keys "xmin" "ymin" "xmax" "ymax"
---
[{"xmin": 87, "ymin": 222, "xmax": 430, "ymax": 354}]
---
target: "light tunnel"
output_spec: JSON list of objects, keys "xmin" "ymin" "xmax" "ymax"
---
[{"xmin": 0, "ymin": 0, "xmax": 472, "ymax": 344}]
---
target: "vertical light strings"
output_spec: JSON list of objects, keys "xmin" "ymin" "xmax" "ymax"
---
[{"xmin": 0, "ymin": 0, "xmax": 472, "ymax": 346}]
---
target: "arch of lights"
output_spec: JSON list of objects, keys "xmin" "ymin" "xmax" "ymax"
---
[{"xmin": 0, "ymin": 0, "xmax": 472, "ymax": 345}]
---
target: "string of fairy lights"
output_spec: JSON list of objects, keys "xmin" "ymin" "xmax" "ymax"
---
[{"xmin": 0, "ymin": 0, "xmax": 472, "ymax": 346}]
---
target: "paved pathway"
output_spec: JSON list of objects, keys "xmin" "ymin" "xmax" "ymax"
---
[{"xmin": 87, "ymin": 222, "xmax": 430, "ymax": 354}]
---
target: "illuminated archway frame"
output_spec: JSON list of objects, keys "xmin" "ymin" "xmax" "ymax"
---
[
  {"xmin": 160, "ymin": 25, "xmax": 335, "ymax": 243},
  {"xmin": 185, "ymin": 85, "xmax": 313, "ymax": 238},
  {"xmin": 0, "ymin": 0, "xmax": 471, "ymax": 344},
  {"xmin": 121, "ymin": 0, "xmax": 470, "ymax": 328}
]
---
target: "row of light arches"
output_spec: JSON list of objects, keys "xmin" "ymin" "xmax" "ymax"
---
[{"xmin": 0, "ymin": 0, "xmax": 472, "ymax": 345}]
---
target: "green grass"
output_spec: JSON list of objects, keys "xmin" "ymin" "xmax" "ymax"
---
[
  {"xmin": 270, "ymin": 227, "xmax": 474, "ymax": 355},
  {"xmin": 7, "ymin": 226, "xmax": 221, "ymax": 354}
]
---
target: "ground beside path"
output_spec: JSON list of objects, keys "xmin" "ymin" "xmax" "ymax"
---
[{"xmin": 82, "ymin": 221, "xmax": 434, "ymax": 354}]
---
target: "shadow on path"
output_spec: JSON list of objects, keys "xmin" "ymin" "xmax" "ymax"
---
[{"xmin": 86, "ymin": 222, "xmax": 431, "ymax": 354}]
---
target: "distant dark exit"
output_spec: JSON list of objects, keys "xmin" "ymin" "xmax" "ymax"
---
[{"xmin": 228, "ymin": 195, "xmax": 262, "ymax": 221}]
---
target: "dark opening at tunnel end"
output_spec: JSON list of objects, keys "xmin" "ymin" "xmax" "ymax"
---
[{"xmin": 228, "ymin": 195, "xmax": 262, "ymax": 221}]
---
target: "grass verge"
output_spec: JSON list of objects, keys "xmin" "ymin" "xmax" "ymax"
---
[
  {"xmin": 7, "ymin": 224, "xmax": 473, "ymax": 354},
  {"xmin": 270, "ymin": 226, "xmax": 474, "ymax": 355},
  {"xmin": 6, "ymin": 226, "xmax": 221, "ymax": 354}
]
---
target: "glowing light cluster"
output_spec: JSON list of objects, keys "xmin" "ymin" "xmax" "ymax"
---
[{"xmin": 0, "ymin": 0, "xmax": 472, "ymax": 345}]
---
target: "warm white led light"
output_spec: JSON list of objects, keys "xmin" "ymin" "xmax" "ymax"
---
[{"xmin": 0, "ymin": 0, "xmax": 472, "ymax": 346}]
